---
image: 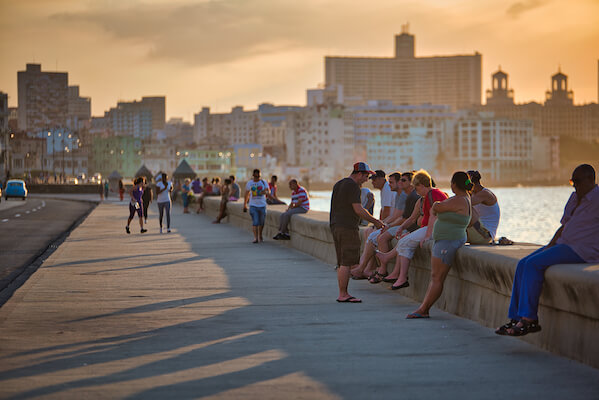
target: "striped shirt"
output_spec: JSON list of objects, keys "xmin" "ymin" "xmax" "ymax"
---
[{"xmin": 292, "ymin": 186, "xmax": 310, "ymax": 211}]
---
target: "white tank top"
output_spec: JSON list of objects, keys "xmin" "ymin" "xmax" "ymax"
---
[{"xmin": 473, "ymin": 188, "xmax": 500, "ymax": 239}]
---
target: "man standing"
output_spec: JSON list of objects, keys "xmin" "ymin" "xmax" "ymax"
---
[
  {"xmin": 243, "ymin": 169, "xmax": 270, "ymax": 243},
  {"xmin": 331, "ymin": 162, "xmax": 384, "ymax": 303},
  {"xmin": 273, "ymin": 179, "xmax": 310, "ymax": 240}
]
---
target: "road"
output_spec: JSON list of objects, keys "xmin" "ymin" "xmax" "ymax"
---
[{"xmin": 0, "ymin": 197, "xmax": 95, "ymax": 295}]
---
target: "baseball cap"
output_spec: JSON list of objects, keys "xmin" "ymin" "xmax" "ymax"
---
[
  {"xmin": 353, "ymin": 162, "xmax": 375, "ymax": 174},
  {"xmin": 369, "ymin": 170, "xmax": 386, "ymax": 180}
]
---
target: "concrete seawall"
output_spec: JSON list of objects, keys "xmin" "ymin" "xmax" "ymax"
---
[{"xmin": 195, "ymin": 196, "xmax": 598, "ymax": 368}]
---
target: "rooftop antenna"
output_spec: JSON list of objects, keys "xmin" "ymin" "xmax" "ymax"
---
[{"xmin": 401, "ymin": 22, "xmax": 410, "ymax": 34}]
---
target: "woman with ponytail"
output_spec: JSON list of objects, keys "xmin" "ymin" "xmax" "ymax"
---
[{"xmin": 406, "ymin": 171, "xmax": 472, "ymax": 319}]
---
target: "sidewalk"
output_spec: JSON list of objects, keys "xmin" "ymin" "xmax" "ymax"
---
[{"xmin": 0, "ymin": 202, "xmax": 598, "ymax": 399}]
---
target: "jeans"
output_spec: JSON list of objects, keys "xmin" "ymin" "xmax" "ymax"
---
[
  {"xmin": 508, "ymin": 244, "xmax": 584, "ymax": 321},
  {"xmin": 158, "ymin": 201, "xmax": 171, "ymax": 229},
  {"xmin": 279, "ymin": 207, "xmax": 307, "ymax": 234},
  {"xmin": 249, "ymin": 206, "xmax": 266, "ymax": 226}
]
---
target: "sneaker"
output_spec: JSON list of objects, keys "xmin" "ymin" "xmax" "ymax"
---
[
  {"xmin": 167, "ymin": 229, "xmax": 171, "ymax": 233},
  {"xmin": 160, "ymin": 228, "xmax": 163, "ymax": 234},
  {"xmin": 141, "ymin": 229, "xmax": 147, "ymax": 233},
  {"xmin": 126, "ymin": 226, "xmax": 130, "ymax": 234},
  {"xmin": 281, "ymin": 233, "xmax": 291, "ymax": 240},
  {"xmin": 273, "ymin": 233, "xmax": 282, "ymax": 240}
]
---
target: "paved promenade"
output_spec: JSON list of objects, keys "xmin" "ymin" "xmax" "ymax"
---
[{"xmin": 0, "ymin": 201, "xmax": 598, "ymax": 399}]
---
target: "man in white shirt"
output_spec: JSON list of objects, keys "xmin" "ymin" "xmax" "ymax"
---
[
  {"xmin": 370, "ymin": 170, "xmax": 396, "ymax": 221},
  {"xmin": 155, "ymin": 173, "xmax": 173, "ymax": 233}
]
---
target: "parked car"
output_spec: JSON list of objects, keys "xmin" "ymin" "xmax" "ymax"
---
[{"xmin": 4, "ymin": 179, "xmax": 28, "ymax": 200}]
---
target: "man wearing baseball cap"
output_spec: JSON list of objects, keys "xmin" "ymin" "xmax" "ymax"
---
[{"xmin": 330, "ymin": 162, "xmax": 385, "ymax": 303}]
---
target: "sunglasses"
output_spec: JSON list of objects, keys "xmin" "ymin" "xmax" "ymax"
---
[{"xmin": 400, "ymin": 178, "xmax": 409, "ymax": 182}]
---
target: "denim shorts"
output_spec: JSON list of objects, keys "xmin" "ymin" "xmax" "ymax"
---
[
  {"xmin": 432, "ymin": 238, "xmax": 466, "ymax": 266},
  {"xmin": 249, "ymin": 206, "xmax": 266, "ymax": 226}
]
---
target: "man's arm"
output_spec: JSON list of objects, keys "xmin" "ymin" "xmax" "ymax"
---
[
  {"xmin": 547, "ymin": 226, "xmax": 564, "ymax": 247},
  {"xmin": 243, "ymin": 189, "xmax": 250, "ymax": 211},
  {"xmin": 471, "ymin": 189, "xmax": 496, "ymax": 206},
  {"xmin": 352, "ymin": 203, "xmax": 384, "ymax": 229},
  {"xmin": 380, "ymin": 206, "xmax": 392, "ymax": 221}
]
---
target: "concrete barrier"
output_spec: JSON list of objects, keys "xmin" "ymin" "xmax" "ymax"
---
[{"xmin": 198, "ymin": 196, "xmax": 599, "ymax": 368}]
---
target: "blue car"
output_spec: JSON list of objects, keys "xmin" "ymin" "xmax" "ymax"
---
[{"xmin": 4, "ymin": 179, "xmax": 28, "ymax": 200}]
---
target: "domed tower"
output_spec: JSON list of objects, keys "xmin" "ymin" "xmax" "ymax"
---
[
  {"xmin": 486, "ymin": 67, "xmax": 514, "ymax": 106},
  {"xmin": 545, "ymin": 68, "xmax": 573, "ymax": 106}
]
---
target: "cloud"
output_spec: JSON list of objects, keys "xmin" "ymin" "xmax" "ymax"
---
[
  {"xmin": 50, "ymin": 0, "xmax": 402, "ymax": 67},
  {"xmin": 506, "ymin": 0, "xmax": 549, "ymax": 18}
]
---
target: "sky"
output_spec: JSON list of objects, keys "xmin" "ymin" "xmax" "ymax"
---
[{"xmin": 1, "ymin": 0, "xmax": 598, "ymax": 121}]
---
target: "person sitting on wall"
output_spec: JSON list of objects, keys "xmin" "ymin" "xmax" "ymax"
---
[
  {"xmin": 466, "ymin": 170, "xmax": 500, "ymax": 244},
  {"xmin": 267, "ymin": 175, "xmax": 286, "ymax": 205},
  {"xmin": 496, "ymin": 164, "xmax": 599, "ymax": 336},
  {"xmin": 273, "ymin": 179, "xmax": 310, "ymax": 240}
]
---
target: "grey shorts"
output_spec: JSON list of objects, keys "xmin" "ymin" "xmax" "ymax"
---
[
  {"xmin": 432, "ymin": 238, "xmax": 466, "ymax": 266},
  {"xmin": 367, "ymin": 226, "xmax": 402, "ymax": 248}
]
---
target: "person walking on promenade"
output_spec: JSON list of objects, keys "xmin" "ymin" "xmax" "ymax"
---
[
  {"xmin": 126, "ymin": 177, "xmax": 147, "ymax": 234},
  {"xmin": 213, "ymin": 178, "xmax": 232, "ymax": 224},
  {"xmin": 181, "ymin": 178, "xmax": 192, "ymax": 214},
  {"xmin": 331, "ymin": 162, "xmax": 385, "ymax": 303},
  {"xmin": 267, "ymin": 175, "xmax": 286, "ymax": 205},
  {"xmin": 406, "ymin": 171, "xmax": 472, "ymax": 319},
  {"xmin": 104, "ymin": 180, "xmax": 109, "ymax": 198},
  {"xmin": 156, "ymin": 173, "xmax": 173, "ymax": 233},
  {"xmin": 273, "ymin": 179, "xmax": 310, "ymax": 240},
  {"xmin": 496, "ymin": 164, "xmax": 599, "ymax": 336},
  {"xmin": 243, "ymin": 169, "xmax": 270, "ymax": 243},
  {"xmin": 464, "ymin": 170, "xmax": 500, "ymax": 244},
  {"xmin": 141, "ymin": 177, "xmax": 153, "ymax": 224},
  {"xmin": 118, "ymin": 178, "xmax": 125, "ymax": 201},
  {"xmin": 376, "ymin": 169, "xmax": 448, "ymax": 290}
]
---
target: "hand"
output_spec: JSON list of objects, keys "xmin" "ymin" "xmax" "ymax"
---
[
  {"xmin": 419, "ymin": 238, "xmax": 430, "ymax": 248},
  {"xmin": 380, "ymin": 224, "xmax": 389, "ymax": 233},
  {"xmin": 373, "ymin": 220, "xmax": 384, "ymax": 230},
  {"xmin": 243, "ymin": 206, "xmax": 248, "ymax": 213}
]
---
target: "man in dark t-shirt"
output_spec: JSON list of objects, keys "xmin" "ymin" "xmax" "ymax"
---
[{"xmin": 330, "ymin": 162, "xmax": 384, "ymax": 303}]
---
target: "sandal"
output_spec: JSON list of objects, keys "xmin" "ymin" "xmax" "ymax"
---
[
  {"xmin": 506, "ymin": 319, "xmax": 542, "ymax": 336},
  {"xmin": 495, "ymin": 319, "xmax": 519, "ymax": 335},
  {"xmin": 369, "ymin": 271, "xmax": 385, "ymax": 284}
]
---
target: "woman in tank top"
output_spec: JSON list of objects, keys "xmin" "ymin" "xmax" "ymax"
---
[
  {"xmin": 407, "ymin": 171, "xmax": 472, "ymax": 319},
  {"xmin": 468, "ymin": 170, "xmax": 500, "ymax": 241}
]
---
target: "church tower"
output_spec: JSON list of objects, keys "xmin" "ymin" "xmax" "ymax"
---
[
  {"xmin": 486, "ymin": 68, "xmax": 514, "ymax": 106},
  {"xmin": 545, "ymin": 68, "xmax": 573, "ymax": 106}
]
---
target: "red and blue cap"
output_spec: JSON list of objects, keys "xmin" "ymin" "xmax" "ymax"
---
[{"xmin": 353, "ymin": 162, "xmax": 375, "ymax": 174}]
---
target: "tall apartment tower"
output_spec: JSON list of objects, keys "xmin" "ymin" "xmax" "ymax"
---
[
  {"xmin": 17, "ymin": 64, "xmax": 68, "ymax": 132},
  {"xmin": 325, "ymin": 31, "xmax": 482, "ymax": 110}
]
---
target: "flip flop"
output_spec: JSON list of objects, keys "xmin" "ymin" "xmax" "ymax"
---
[
  {"xmin": 391, "ymin": 280, "xmax": 409, "ymax": 290},
  {"xmin": 336, "ymin": 296, "xmax": 362, "ymax": 303},
  {"xmin": 351, "ymin": 274, "xmax": 367, "ymax": 280},
  {"xmin": 382, "ymin": 277, "xmax": 398, "ymax": 283},
  {"xmin": 406, "ymin": 312, "xmax": 429, "ymax": 319}
]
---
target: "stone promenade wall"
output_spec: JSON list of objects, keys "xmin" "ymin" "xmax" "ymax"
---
[{"xmin": 200, "ymin": 197, "xmax": 599, "ymax": 368}]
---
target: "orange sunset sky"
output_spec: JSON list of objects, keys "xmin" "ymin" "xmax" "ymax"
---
[{"xmin": 1, "ymin": 0, "xmax": 598, "ymax": 121}]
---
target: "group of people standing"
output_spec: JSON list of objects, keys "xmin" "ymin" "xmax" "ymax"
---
[
  {"xmin": 125, "ymin": 172, "xmax": 173, "ymax": 234},
  {"xmin": 330, "ymin": 162, "xmax": 598, "ymax": 339}
]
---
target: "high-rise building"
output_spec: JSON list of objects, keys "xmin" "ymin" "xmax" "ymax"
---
[
  {"xmin": 67, "ymin": 86, "xmax": 91, "ymax": 130},
  {"xmin": 443, "ymin": 111, "xmax": 533, "ymax": 182},
  {"xmin": 324, "ymin": 30, "xmax": 482, "ymax": 110},
  {"xmin": 194, "ymin": 106, "xmax": 260, "ymax": 145},
  {"xmin": 17, "ymin": 64, "xmax": 68, "ymax": 132},
  {"xmin": 103, "ymin": 96, "xmax": 166, "ymax": 138}
]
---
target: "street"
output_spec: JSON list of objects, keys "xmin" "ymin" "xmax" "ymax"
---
[{"xmin": 0, "ymin": 197, "xmax": 95, "ymax": 297}]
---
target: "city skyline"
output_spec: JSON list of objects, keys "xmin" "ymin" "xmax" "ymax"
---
[{"xmin": 1, "ymin": 0, "xmax": 598, "ymax": 120}]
